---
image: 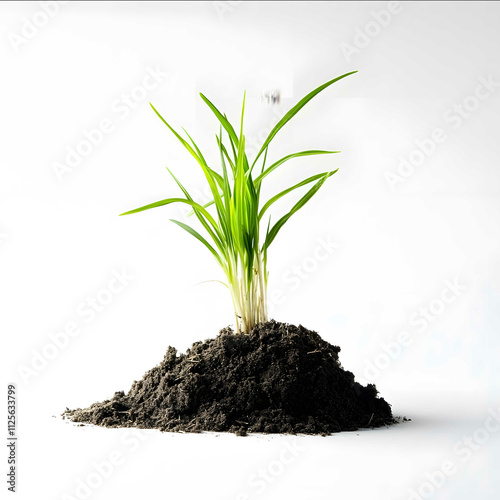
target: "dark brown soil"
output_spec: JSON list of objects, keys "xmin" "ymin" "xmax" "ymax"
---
[{"xmin": 63, "ymin": 321, "xmax": 395, "ymax": 435}]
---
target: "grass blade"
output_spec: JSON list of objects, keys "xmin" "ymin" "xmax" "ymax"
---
[
  {"xmin": 253, "ymin": 150, "xmax": 339, "ymax": 186},
  {"xmin": 262, "ymin": 171, "xmax": 335, "ymax": 251},
  {"xmin": 167, "ymin": 168, "xmax": 226, "ymax": 252},
  {"xmin": 120, "ymin": 197, "xmax": 218, "ymax": 231},
  {"xmin": 259, "ymin": 170, "xmax": 338, "ymax": 220},
  {"xmin": 150, "ymin": 103, "xmax": 200, "ymax": 162},
  {"xmin": 150, "ymin": 103, "xmax": 225, "ymax": 216},
  {"xmin": 199, "ymin": 93, "xmax": 239, "ymax": 147},
  {"xmin": 251, "ymin": 71, "xmax": 357, "ymax": 168},
  {"xmin": 170, "ymin": 219, "xmax": 223, "ymax": 266}
]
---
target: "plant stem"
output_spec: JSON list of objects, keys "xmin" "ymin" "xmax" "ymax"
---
[{"xmin": 227, "ymin": 251, "xmax": 267, "ymax": 334}]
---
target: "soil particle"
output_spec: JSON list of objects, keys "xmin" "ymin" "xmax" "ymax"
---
[{"xmin": 63, "ymin": 321, "xmax": 395, "ymax": 435}]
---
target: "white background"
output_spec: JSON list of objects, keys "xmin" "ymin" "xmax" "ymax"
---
[{"xmin": 1, "ymin": 1, "xmax": 499, "ymax": 499}]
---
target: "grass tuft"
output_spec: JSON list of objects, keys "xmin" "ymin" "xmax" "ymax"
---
[{"xmin": 120, "ymin": 71, "xmax": 357, "ymax": 333}]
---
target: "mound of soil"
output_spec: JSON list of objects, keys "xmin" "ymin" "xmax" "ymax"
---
[{"xmin": 63, "ymin": 321, "xmax": 395, "ymax": 435}]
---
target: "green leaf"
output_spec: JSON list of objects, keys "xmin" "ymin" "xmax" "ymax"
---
[
  {"xmin": 251, "ymin": 71, "xmax": 357, "ymax": 168},
  {"xmin": 216, "ymin": 134, "xmax": 236, "ymax": 174},
  {"xmin": 166, "ymin": 168, "xmax": 225, "ymax": 253},
  {"xmin": 120, "ymin": 197, "xmax": 218, "ymax": 231},
  {"xmin": 259, "ymin": 170, "xmax": 338, "ymax": 219},
  {"xmin": 253, "ymin": 150, "xmax": 339, "ymax": 186},
  {"xmin": 150, "ymin": 103, "xmax": 224, "ymax": 217},
  {"xmin": 150, "ymin": 103, "xmax": 200, "ymax": 162},
  {"xmin": 199, "ymin": 93, "xmax": 239, "ymax": 147},
  {"xmin": 262, "ymin": 171, "xmax": 336, "ymax": 251},
  {"xmin": 218, "ymin": 128, "xmax": 232, "ymax": 216},
  {"xmin": 170, "ymin": 219, "xmax": 223, "ymax": 267},
  {"xmin": 182, "ymin": 126, "xmax": 225, "ymax": 190}
]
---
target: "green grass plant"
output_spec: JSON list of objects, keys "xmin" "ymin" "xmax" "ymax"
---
[{"xmin": 121, "ymin": 71, "xmax": 357, "ymax": 333}]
